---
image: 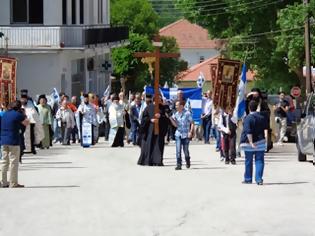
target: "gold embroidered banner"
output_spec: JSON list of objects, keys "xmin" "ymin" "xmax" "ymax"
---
[
  {"xmin": 213, "ymin": 59, "xmax": 241, "ymax": 109},
  {"xmin": 0, "ymin": 57, "xmax": 17, "ymax": 104}
]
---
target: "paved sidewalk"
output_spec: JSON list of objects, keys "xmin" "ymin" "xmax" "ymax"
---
[{"xmin": 0, "ymin": 142, "xmax": 314, "ymax": 236}]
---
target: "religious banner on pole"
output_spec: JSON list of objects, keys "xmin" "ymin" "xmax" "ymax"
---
[
  {"xmin": 0, "ymin": 57, "xmax": 17, "ymax": 104},
  {"xmin": 210, "ymin": 63, "xmax": 218, "ymax": 91},
  {"xmin": 213, "ymin": 59, "xmax": 241, "ymax": 109}
]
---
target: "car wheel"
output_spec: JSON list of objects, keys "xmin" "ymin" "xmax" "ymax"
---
[{"xmin": 297, "ymin": 142, "xmax": 307, "ymax": 162}]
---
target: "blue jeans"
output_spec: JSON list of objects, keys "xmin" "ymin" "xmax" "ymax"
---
[
  {"xmin": 202, "ymin": 116, "xmax": 212, "ymax": 143},
  {"xmin": 53, "ymin": 119, "xmax": 62, "ymax": 142},
  {"xmin": 175, "ymin": 137, "xmax": 190, "ymax": 166},
  {"xmin": 244, "ymin": 151, "xmax": 265, "ymax": 183},
  {"xmin": 131, "ymin": 121, "xmax": 139, "ymax": 145},
  {"xmin": 212, "ymin": 126, "xmax": 221, "ymax": 150}
]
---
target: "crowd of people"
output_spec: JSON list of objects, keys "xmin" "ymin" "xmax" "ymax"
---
[{"xmin": 0, "ymin": 87, "xmax": 293, "ymax": 188}]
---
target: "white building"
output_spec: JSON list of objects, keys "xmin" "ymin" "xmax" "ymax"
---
[
  {"xmin": 159, "ymin": 19, "xmax": 220, "ymax": 68},
  {"xmin": 0, "ymin": 0, "xmax": 128, "ymax": 98}
]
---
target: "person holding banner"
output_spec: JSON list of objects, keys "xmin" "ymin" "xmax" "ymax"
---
[
  {"xmin": 137, "ymin": 95, "xmax": 169, "ymax": 166},
  {"xmin": 77, "ymin": 94, "xmax": 97, "ymax": 147},
  {"xmin": 201, "ymin": 91, "xmax": 213, "ymax": 144}
]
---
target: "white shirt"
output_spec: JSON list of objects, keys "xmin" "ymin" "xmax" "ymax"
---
[{"xmin": 202, "ymin": 97, "xmax": 213, "ymax": 116}]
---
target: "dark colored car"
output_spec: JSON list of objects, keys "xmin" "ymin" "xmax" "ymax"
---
[{"xmin": 296, "ymin": 92, "xmax": 315, "ymax": 164}]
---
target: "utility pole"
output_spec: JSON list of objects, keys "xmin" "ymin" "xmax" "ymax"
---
[{"xmin": 304, "ymin": 0, "xmax": 312, "ymax": 94}]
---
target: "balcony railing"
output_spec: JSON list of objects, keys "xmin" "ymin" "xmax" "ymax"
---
[{"xmin": 0, "ymin": 25, "xmax": 129, "ymax": 49}]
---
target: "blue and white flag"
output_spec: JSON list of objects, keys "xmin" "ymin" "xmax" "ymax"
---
[
  {"xmin": 232, "ymin": 64, "xmax": 247, "ymax": 123},
  {"xmin": 145, "ymin": 86, "xmax": 202, "ymax": 125},
  {"xmin": 196, "ymin": 72, "xmax": 205, "ymax": 88},
  {"xmin": 52, "ymin": 88, "xmax": 60, "ymax": 102},
  {"xmin": 103, "ymin": 84, "xmax": 111, "ymax": 98}
]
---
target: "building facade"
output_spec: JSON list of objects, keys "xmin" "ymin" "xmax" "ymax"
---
[
  {"xmin": 0, "ymin": 0, "xmax": 128, "ymax": 98},
  {"xmin": 159, "ymin": 19, "xmax": 220, "ymax": 68}
]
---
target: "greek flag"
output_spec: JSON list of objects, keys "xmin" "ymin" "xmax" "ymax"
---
[
  {"xmin": 52, "ymin": 88, "xmax": 60, "ymax": 102},
  {"xmin": 232, "ymin": 64, "xmax": 247, "ymax": 123},
  {"xmin": 196, "ymin": 72, "xmax": 205, "ymax": 88},
  {"xmin": 145, "ymin": 86, "xmax": 202, "ymax": 125}
]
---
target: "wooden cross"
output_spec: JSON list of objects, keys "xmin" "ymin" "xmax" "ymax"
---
[{"xmin": 134, "ymin": 35, "xmax": 180, "ymax": 135}]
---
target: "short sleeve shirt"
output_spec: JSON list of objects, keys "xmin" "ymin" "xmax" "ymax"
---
[
  {"xmin": 172, "ymin": 111, "xmax": 193, "ymax": 138},
  {"xmin": 1, "ymin": 110, "xmax": 25, "ymax": 146}
]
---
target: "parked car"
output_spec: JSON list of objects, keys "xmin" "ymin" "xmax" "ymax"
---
[{"xmin": 296, "ymin": 92, "xmax": 315, "ymax": 164}]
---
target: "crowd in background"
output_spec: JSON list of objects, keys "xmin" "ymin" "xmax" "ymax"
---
[{"xmin": 0, "ymin": 87, "xmax": 294, "ymax": 187}]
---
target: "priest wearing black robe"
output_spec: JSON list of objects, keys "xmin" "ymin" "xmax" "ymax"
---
[{"xmin": 137, "ymin": 97, "xmax": 169, "ymax": 166}]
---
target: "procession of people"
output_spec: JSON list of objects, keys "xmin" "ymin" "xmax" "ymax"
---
[{"xmin": 0, "ymin": 86, "xmax": 295, "ymax": 188}]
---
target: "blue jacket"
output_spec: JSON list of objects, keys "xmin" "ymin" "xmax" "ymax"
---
[{"xmin": 240, "ymin": 112, "xmax": 268, "ymax": 144}]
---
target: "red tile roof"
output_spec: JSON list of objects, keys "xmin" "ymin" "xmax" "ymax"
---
[
  {"xmin": 159, "ymin": 19, "xmax": 220, "ymax": 49},
  {"xmin": 176, "ymin": 56, "xmax": 256, "ymax": 82},
  {"xmin": 176, "ymin": 56, "xmax": 219, "ymax": 82}
]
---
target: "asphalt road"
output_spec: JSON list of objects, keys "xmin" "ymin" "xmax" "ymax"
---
[{"xmin": 0, "ymin": 142, "xmax": 314, "ymax": 236}]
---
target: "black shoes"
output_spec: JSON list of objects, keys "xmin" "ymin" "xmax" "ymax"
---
[
  {"xmin": 257, "ymin": 182, "xmax": 263, "ymax": 186},
  {"xmin": 231, "ymin": 159, "xmax": 236, "ymax": 165},
  {"xmin": 186, "ymin": 160, "xmax": 191, "ymax": 169},
  {"xmin": 175, "ymin": 166, "xmax": 182, "ymax": 170},
  {"xmin": 225, "ymin": 160, "xmax": 230, "ymax": 165},
  {"xmin": 242, "ymin": 181, "xmax": 252, "ymax": 184}
]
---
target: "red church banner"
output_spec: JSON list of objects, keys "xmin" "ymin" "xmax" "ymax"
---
[
  {"xmin": 0, "ymin": 57, "xmax": 17, "ymax": 104},
  {"xmin": 213, "ymin": 59, "xmax": 241, "ymax": 109}
]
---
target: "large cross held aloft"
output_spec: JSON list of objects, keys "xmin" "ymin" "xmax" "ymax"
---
[{"xmin": 134, "ymin": 35, "xmax": 180, "ymax": 135}]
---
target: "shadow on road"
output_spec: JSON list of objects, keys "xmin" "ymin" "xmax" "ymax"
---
[
  {"xmin": 25, "ymin": 185, "xmax": 80, "ymax": 189},
  {"xmin": 263, "ymin": 182, "xmax": 309, "ymax": 186}
]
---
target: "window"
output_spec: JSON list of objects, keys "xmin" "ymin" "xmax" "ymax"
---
[
  {"xmin": 62, "ymin": 0, "xmax": 67, "ymax": 24},
  {"xmin": 80, "ymin": 0, "xmax": 84, "ymax": 24},
  {"xmin": 98, "ymin": 0, "xmax": 103, "ymax": 24},
  {"xmin": 11, "ymin": 0, "xmax": 43, "ymax": 24},
  {"xmin": 72, "ymin": 0, "xmax": 76, "ymax": 24},
  {"xmin": 199, "ymin": 56, "xmax": 205, "ymax": 63}
]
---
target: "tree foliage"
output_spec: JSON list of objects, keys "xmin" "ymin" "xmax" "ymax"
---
[
  {"xmin": 111, "ymin": 0, "xmax": 187, "ymax": 92},
  {"xmin": 176, "ymin": 0, "xmax": 310, "ymax": 93}
]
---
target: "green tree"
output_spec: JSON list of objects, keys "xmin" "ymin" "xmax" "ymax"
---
[
  {"xmin": 276, "ymin": 2, "xmax": 315, "ymax": 91},
  {"xmin": 111, "ymin": 0, "xmax": 187, "ymax": 92},
  {"xmin": 111, "ymin": 0, "xmax": 159, "ymax": 37},
  {"xmin": 176, "ymin": 0, "xmax": 304, "ymax": 93}
]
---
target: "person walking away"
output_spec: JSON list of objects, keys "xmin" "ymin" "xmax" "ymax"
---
[
  {"xmin": 0, "ymin": 101, "xmax": 29, "ymax": 188},
  {"xmin": 56, "ymin": 100, "xmax": 75, "ymax": 145},
  {"xmin": 108, "ymin": 95, "xmax": 125, "ymax": 147},
  {"xmin": 240, "ymin": 101, "xmax": 269, "ymax": 185},
  {"xmin": 274, "ymin": 92, "xmax": 289, "ymax": 145},
  {"xmin": 201, "ymin": 90, "xmax": 213, "ymax": 144},
  {"xmin": 37, "ymin": 95, "xmax": 53, "ymax": 149},
  {"xmin": 169, "ymin": 101, "xmax": 194, "ymax": 170},
  {"xmin": 218, "ymin": 106, "xmax": 237, "ymax": 165}
]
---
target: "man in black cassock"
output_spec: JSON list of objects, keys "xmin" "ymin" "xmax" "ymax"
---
[{"xmin": 137, "ymin": 96, "xmax": 169, "ymax": 166}]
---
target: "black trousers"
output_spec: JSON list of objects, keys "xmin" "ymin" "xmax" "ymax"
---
[
  {"xmin": 30, "ymin": 123, "xmax": 36, "ymax": 154},
  {"xmin": 223, "ymin": 134, "xmax": 236, "ymax": 161}
]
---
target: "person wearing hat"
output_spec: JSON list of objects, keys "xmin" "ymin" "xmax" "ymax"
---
[
  {"xmin": 77, "ymin": 94, "xmax": 97, "ymax": 147},
  {"xmin": 108, "ymin": 94, "xmax": 125, "ymax": 147},
  {"xmin": 37, "ymin": 95, "xmax": 52, "ymax": 149}
]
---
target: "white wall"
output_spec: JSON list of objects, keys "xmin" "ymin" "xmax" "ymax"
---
[
  {"xmin": 0, "ymin": 0, "xmax": 11, "ymax": 25},
  {"xmin": 13, "ymin": 53, "xmax": 60, "ymax": 98},
  {"xmin": 180, "ymin": 48, "xmax": 219, "ymax": 68},
  {"xmin": 13, "ymin": 47, "xmax": 111, "ymax": 98},
  {"xmin": 44, "ymin": 0, "xmax": 62, "ymax": 25}
]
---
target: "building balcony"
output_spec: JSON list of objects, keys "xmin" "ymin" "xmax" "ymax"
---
[{"xmin": 0, "ymin": 25, "xmax": 129, "ymax": 50}]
